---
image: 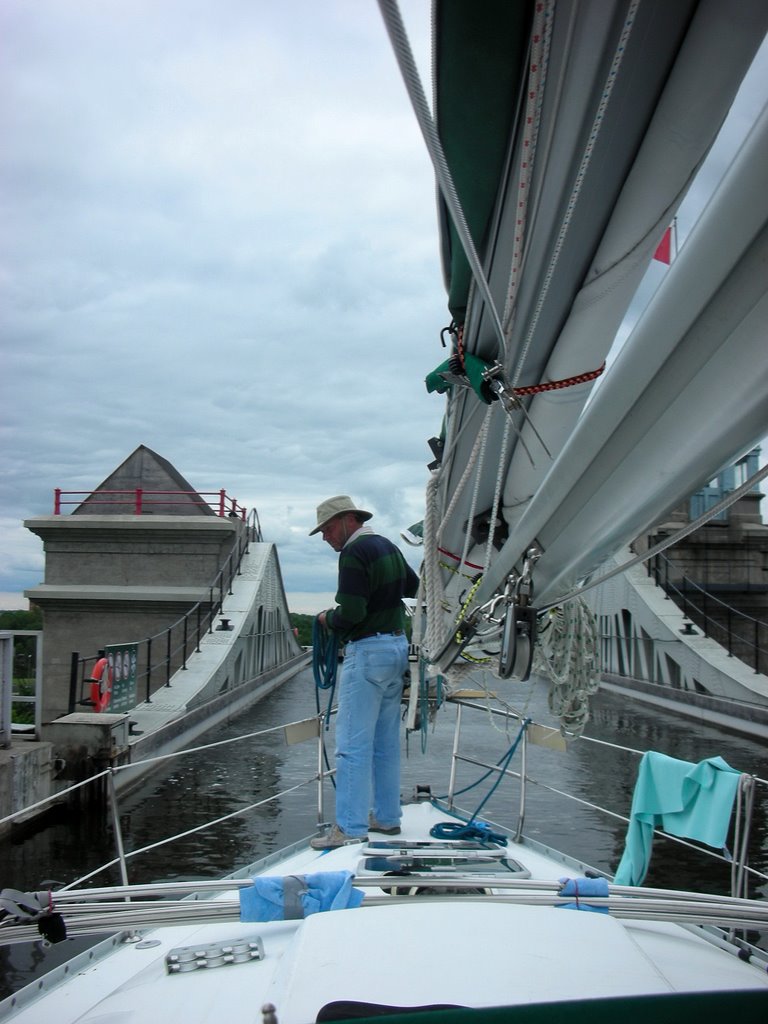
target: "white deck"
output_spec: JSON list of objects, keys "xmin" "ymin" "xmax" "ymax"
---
[{"xmin": 3, "ymin": 801, "xmax": 767, "ymax": 1024}]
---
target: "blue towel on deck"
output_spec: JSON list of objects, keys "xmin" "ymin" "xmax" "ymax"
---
[
  {"xmin": 613, "ymin": 752, "xmax": 741, "ymax": 887},
  {"xmin": 239, "ymin": 870, "xmax": 364, "ymax": 921}
]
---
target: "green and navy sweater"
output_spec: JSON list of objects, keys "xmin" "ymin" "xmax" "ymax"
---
[{"xmin": 325, "ymin": 529, "xmax": 420, "ymax": 641}]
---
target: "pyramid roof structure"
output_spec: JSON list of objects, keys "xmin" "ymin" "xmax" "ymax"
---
[{"xmin": 74, "ymin": 445, "xmax": 215, "ymax": 516}]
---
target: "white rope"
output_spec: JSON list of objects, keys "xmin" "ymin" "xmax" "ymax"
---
[
  {"xmin": 422, "ymin": 470, "xmax": 450, "ymax": 660},
  {"xmin": 502, "ymin": 0, "xmax": 553, "ymax": 333},
  {"xmin": 483, "ymin": 415, "xmax": 512, "ymax": 572},
  {"xmin": 533, "ymin": 599, "xmax": 601, "ymax": 737},
  {"xmin": 457, "ymin": 406, "xmax": 493, "ymax": 573}
]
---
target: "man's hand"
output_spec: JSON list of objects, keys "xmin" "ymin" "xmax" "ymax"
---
[{"xmin": 317, "ymin": 611, "xmax": 327, "ymax": 630}]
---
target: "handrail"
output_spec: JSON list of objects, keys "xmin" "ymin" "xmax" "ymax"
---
[
  {"xmin": 645, "ymin": 548, "xmax": 767, "ymax": 674},
  {"xmin": 53, "ymin": 488, "xmax": 247, "ymax": 518},
  {"xmin": 3, "ymin": 878, "xmax": 767, "ymax": 946},
  {"xmin": 68, "ymin": 508, "xmax": 271, "ymax": 713}
]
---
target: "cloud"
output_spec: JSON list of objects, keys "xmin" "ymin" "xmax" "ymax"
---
[
  {"xmin": 2, "ymin": 3, "xmax": 765, "ymax": 612},
  {"xmin": 1, "ymin": 0, "xmax": 441, "ymax": 607}
]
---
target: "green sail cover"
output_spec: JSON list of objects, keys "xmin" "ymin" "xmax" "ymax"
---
[{"xmin": 435, "ymin": 0, "xmax": 532, "ymax": 323}]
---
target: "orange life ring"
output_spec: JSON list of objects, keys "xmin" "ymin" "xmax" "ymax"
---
[{"xmin": 88, "ymin": 657, "xmax": 113, "ymax": 712}]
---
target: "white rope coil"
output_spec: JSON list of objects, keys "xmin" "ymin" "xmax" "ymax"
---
[{"xmin": 533, "ymin": 599, "xmax": 600, "ymax": 736}]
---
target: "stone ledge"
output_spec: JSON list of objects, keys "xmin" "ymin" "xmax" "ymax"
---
[
  {"xmin": 24, "ymin": 584, "xmax": 211, "ymax": 603},
  {"xmin": 25, "ymin": 515, "xmax": 240, "ymax": 531}
]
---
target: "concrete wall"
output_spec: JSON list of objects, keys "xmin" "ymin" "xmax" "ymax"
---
[
  {"xmin": 30, "ymin": 516, "xmax": 235, "ymax": 586},
  {"xmin": 25, "ymin": 515, "xmax": 242, "ymax": 723}
]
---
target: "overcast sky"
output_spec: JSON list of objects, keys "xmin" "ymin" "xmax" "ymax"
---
[
  {"xmin": 2, "ymin": 3, "xmax": 766, "ymax": 614},
  {"xmin": 2, "ymin": 0, "xmax": 445, "ymax": 613}
]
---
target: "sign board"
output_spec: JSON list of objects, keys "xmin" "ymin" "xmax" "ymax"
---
[{"xmin": 105, "ymin": 643, "xmax": 138, "ymax": 713}]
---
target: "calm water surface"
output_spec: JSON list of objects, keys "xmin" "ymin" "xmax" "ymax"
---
[{"xmin": 2, "ymin": 667, "xmax": 767, "ymax": 997}]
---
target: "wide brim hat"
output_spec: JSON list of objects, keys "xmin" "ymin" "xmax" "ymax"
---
[{"xmin": 309, "ymin": 495, "xmax": 372, "ymax": 536}]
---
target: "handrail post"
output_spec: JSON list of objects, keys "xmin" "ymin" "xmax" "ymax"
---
[
  {"xmin": 447, "ymin": 702, "xmax": 463, "ymax": 809},
  {"xmin": 755, "ymin": 619, "xmax": 760, "ymax": 674},
  {"xmin": 316, "ymin": 720, "xmax": 326, "ymax": 825},
  {"xmin": 196, "ymin": 604, "xmax": 202, "ymax": 652},
  {"xmin": 107, "ymin": 769, "xmax": 131, "ymax": 890},
  {"xmin": 68, "ymin": 652, "xmax": 80, "ymax": 714},
  {"xmin": 135, "ymin": 488, "xmax": 143, "ymax": 515},
  {"xmin": 219, "ymin": 489, "xmax": 226, "ymax": 517},
  {"xmin": 727, "ymin": 606, "xmax": 733, "ymax": 657},
  {"xmin": 165, "ymin": 626, "xmax": 172, "ymax": 687},
  {"xmin": 209, "ymin": 588, "xmax": 215, "ymax": 633},
  {"xmin": 514, "ymin": 729, "xmax": 528, "ymax": 843},
  {"xmin": 145, "ymin": 638, "xmax": 152, "ymax": 703},
  {"xmin": 182, "ymin": 615, "xmax": 188, "ymax": 670},
  {"xmin": 54, "ymin": 488, "xmax": 62, "ymax": 515}
]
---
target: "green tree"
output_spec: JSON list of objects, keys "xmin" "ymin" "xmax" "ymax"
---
[
  {"xmin": 290, "ymin": 613, "xmax": 315, "ymax": 647},
  {"xmin": 0, "ymin": 608, "xmax": 42, "ymax": 630}
]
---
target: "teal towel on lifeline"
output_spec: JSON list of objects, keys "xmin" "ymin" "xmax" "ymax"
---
[{"xmin": 613, "ymin": 751, "xmax": 741, "ymax": 887}]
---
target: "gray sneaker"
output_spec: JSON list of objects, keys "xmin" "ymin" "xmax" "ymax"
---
[
  {"xmin": 310, "ymin": 825, "xmax": 368, "ymax": 850},
  {"xmin": 368, "ymin": 819, "xmax": 401, "ymax": 836}
]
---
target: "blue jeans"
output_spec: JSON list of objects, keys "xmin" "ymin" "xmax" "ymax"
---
[{"xmin": 334, "ymin": 633, "xmax": 408, "ymax": 836}]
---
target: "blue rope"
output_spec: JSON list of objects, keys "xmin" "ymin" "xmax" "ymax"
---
[
  {"xmin": 312, "ymin": 617, "xmax": 340, "ymax": 787},
  {"xmin": 429, "ymin": 818, "xmax": 508, "ymax": 846},
  {"xmin": 312, "ymin": 617, "xmax": 339, "ymax": 691},
  {"xmin": 312, "ymin": 617, "xmax": 339, "ymax": 734},
  {"xmin": 429, "ymin": 718, "xmax": 531, "ymax": 846}
]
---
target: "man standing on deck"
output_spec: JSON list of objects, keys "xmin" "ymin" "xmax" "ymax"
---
[{"xmin": 309, "ymin": 495, "xmax": 420, "ymax": 849}]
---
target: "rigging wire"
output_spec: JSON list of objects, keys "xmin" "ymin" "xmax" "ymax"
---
[{"xmin": 376, "ymin": 0, "xmax": 508, "ymax": 360}]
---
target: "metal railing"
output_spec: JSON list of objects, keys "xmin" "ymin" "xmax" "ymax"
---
[
  {"xmin": 53, "ymin": 488, "xmax": 248, "ymax": 518},
  {"xmin": 68, "ymin": 508, "xmax": 269, "ymax": 713},
  {"xmin": 0, "ymin": 631, "xmax": 43, "ymax": 746},
  {"xmin": 646, "ymin": 550, "xmax": 767, "ymax": 674}
]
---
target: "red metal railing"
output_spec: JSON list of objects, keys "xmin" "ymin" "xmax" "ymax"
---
[{"xmin": 53, "ymin": 488, "xmax": 246, "ymax": 519}]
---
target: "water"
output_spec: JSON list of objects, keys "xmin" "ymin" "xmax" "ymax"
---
[{"xmin": 2, "ymin": 667, "xmax": 767, "ymax": 998}]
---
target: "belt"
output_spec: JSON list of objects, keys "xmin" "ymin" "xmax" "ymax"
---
[{"xmin": 352, "ymin": 629, "xmax": 404, "ymax": 641}]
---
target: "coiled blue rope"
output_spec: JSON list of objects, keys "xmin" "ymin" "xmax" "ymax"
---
[
  {"xmin": 429, "ymin": 819, "xmax": 508, "ymax": 846},
  {"xmin": 312, "ymin": 617, "xmax": 339, "ymax": 693},
  {"xmin": 429, "ymin": 718, "xmax": 531, "ymax": 846}
]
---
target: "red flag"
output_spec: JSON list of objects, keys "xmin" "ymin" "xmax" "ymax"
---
[{"xmin": 653, "ymin": 226, "xmax": 672, "ymax": 264}]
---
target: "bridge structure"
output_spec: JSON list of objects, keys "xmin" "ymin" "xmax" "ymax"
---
[
  {"xmin": 586, "ymin": 451, "xmax": 768, "ymax": 738},
  {"xmin": 0, "ymin": 446, "xmax": 308, "ymax": 827}
]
